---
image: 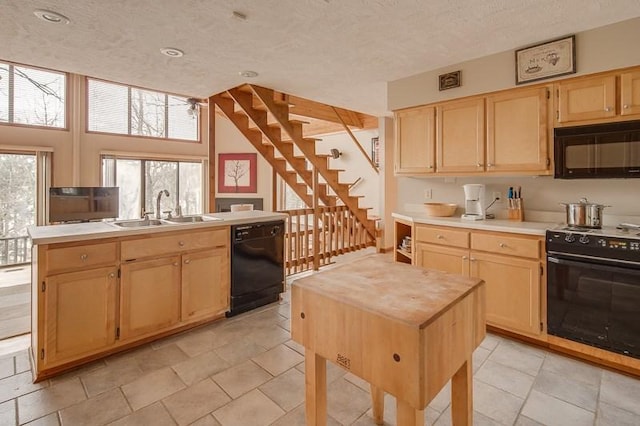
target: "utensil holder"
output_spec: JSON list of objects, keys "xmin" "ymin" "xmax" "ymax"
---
[{"xmin": 508, "ymin": 199, "xmax": 524, "ymax": 221}]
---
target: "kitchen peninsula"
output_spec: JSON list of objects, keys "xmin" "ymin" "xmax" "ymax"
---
[{"xmin": 28, "ymin": 210, "xmax": 287, "ymax": 381}]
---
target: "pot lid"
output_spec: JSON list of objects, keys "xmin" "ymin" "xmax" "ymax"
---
[{"xmin": 563, "ymin": 197, "xmax": 610, "ymax": 208}]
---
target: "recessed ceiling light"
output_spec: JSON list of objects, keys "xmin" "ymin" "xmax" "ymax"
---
[
  {"xmin": 239, "ymin": 70, "xmax": 258, "ymax": 78},
  {"xmin": 160, "ymin": 47, "xmax": 184, "ymax": 58},
  {"xmin": 33, "ymin": 9, "xmax": 70, "ymax": 24}
]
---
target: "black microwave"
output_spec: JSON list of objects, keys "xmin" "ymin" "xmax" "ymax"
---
[{"xmin": 554, "ymin": 120, "xmax": 640, "ymax": 179}]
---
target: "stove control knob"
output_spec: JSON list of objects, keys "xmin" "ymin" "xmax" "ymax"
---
[
  {"xmin": 598, "ymin": 239, "xmax": 607, "ymax": 247},
  {"xmin": 564, "ymin": 234, "xmax": 576, "ymax": 243},
  {"xmin": 579, "ymin": 235, "xmax": 590, "ymax": 244}
]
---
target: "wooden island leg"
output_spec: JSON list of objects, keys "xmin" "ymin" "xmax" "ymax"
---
[
  {"xmin": 305, "ymin": 349, "xmax": 327, "ymax": 425},
  {"xmin": 396, "ymin": 399, "xmax": 424, "ymax": 426},
  {"xmin": 451, "ymin": 358, "xmax": 473, "ymax": 426},
  {"xmin": 370, "ymin": 384, "xmax": 384, "ymax": 425}
]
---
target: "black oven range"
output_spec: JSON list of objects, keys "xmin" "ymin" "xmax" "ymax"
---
[{"xmin": 546, "ymin": 225, "xmax": 640, "ymax": 359}]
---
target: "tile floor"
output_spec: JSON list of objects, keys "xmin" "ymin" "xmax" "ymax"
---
[{"xmin": 0, "ymin": 260, "xmax": 639, "ymax": 424}]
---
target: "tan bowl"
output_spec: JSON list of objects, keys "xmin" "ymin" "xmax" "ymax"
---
[{"xmin": 424, "ymin": 203, "xmax": 458, "ymax": 217}]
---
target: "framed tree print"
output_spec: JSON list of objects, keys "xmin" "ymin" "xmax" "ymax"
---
[{"xmin": 218, "ymin": 153, "xmax": 257, "ymax": 193}]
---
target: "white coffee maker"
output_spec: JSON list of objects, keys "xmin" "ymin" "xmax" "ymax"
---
[{"xmin": 461, "ymin": 184, "xmax": 485, "ymax": 221}]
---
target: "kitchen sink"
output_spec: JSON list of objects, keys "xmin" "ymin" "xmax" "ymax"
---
[
  {"xmin": 112, "ymin": 219, "xmax": 165, "ymax": 228},
  {"xmin": 164, "ymin": 215, "xmax": 205, "ymax": 223}
]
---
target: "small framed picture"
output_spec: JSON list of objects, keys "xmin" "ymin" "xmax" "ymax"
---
[
  {"xmin": 515, "ymin": 35, "xmax": 576, "ymax": 84},
  {"xmin": 371, "ymin": 137, "xmax": 380, "ymax": 167},
  {"xmin": 218, "ymin": 153, "xmax": 257, "ymax": 193},
  {"xmin": 439, "ymin": 71, "xmax": 461, "ymax": 91}
]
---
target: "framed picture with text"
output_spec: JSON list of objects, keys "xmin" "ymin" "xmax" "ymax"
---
[
  {"xmin": 218, "ymin": 153, "xmax": 257, "ymax": 193},
  {"xmin": 515, "ymin": 35, "xmax": 576, "ymax": 84}
]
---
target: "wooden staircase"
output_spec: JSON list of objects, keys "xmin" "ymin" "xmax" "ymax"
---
[{"xmin": 211, "ymin": 84, "xmax": 377, "ymax": 241}]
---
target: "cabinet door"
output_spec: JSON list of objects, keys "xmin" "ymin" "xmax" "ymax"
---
[
  {"xmin": 120, "ymin": 256, "xmax": 181, "ymax": 341},
  {"xmin": 415, "ymin": 243, "xmax": 469, "ymax": 276},
  {"xmin": 486, "ymin": 87, "xmax": 550, "ymax": 173},
  {"xmin": 621, "ymin": 70, "xmax": 640, "ymax": 116},
  {"xmin": 182, "ymin": 247, "xmax": 229, "ymax": 322},
  {"xmin": 436, "ymin": 98, "xmax": 485, "ymax": 173},
  {"xmin": 395, "ymin": 106, "xmax": 435, "ymax": 174},
  {"xmin": 470, "ymin": 252, "xmax": 541, "ymax": 336},
  {"xmin": 43, "ymin": 267, "xmax": 117, "ymax": 367},
  {"xmin": 557, "ymin": 75, "xmax": 616, "ymax": 123}
]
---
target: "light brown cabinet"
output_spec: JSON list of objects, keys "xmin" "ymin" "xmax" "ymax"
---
[
  {"xmin": 32, "ymin": 226, "xmax": 231, "ymax": 380},
  {"xmin": 43, "ymin": 266, "xmax": 117, "ymax": 368},
  {"xmin": 486, "ymin": 86, "xmax": 551, "ymax": 173},
  {"xmin": 412, "ymin": 223, "xmax": 543, "ymax": 337},
  {"xmin": 436, "ymin": 98, "xmax": 485, "ymax": 173},
  {"xmin": 557, "ymin": 69, "xmax": 640, "ymax": 125},
  {"xmin": 182, "ymin": 247, "xmax": 229, "ymax": 322},
  {"xmin": 394, "ymin": 106, "xmax": 435, "ymax": 174},
  {"xmin": 120, "ymin": 256, "xmax": 182, "ymax": 341}
]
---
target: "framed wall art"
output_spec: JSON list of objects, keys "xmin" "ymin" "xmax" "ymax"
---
[
  {"xmin": 218, "ymin": 153, "xmax": 257, "ymax": 193},
  {"xmin": 371, "ymin": 137, "xmax": 380, "ymax": 167},
  {"xmin": 439, "ymin": 70, "xmax": 461, "ymax": 91},
  {"xmin": 515, "ymin": 35, "xmax": 576, "ymax": 84}
]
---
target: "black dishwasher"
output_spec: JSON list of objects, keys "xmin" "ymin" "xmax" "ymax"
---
[{"xmin": 228, "ymin": 220, "xmax": 285, "ymax": 317}]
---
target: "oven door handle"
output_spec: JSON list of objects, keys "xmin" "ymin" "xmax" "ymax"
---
[{"xmin": 548, "ymin": 254, "xmax": 640, "ymax": 274}]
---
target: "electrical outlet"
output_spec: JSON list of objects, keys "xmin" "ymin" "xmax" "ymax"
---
[
  {"xmin": 424, "ymin": 189, "xmax": 432, "ymax": 200},
  {"xmin": 492, "ymin": 191, "xmax": 502, "ymax": 202}
]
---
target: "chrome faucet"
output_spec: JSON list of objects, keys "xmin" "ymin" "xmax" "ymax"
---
[{"xmin": 156, "ymin": 189, "xmax": 170, "ymax": 219}]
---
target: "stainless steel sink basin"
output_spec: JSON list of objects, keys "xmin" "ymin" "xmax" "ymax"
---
[
  {"xmin": 164, "ymin": 215, "xmax": 205, "ymax": 223},
  {"xmin": 112, "ymin": 219, "xmax": 165, "ymax": 228}
]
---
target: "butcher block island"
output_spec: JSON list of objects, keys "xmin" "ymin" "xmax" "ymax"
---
[
  {"xmin": 27, "ymin": 211, "xmax": 287, "ymax": 381},
  {"xmin": 291, "ymin": 255, "xmax": 485, "ymax": 426}
]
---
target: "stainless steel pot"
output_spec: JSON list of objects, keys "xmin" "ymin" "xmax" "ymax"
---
[{"xmin": 560, "ymin": 198, "xmax": 610, "ymax": 228}]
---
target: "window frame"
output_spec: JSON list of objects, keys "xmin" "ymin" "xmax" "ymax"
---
[
  {"xmin": 0, "ymin": 59, "xmax": 69, "ymax": 131},
  {"xmin": 100, "ymin": 152, "xmax": 207, "ymax": 219},
  {"xmin": 86, "ymin": 77, "xmax": 201, "ymax": 143}
]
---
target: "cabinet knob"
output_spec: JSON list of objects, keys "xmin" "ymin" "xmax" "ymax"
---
[
  {"xmin": 499, "ymin": 243, "xmax": 507, "ymax": 248},
  {"xmin": 184, "ymin": 259, "xmax": 191, "ymax": 264},
  {"xmin": 477, "ymin": 163, "xmax": 483, "ymax": 167},
  {"xmin": 428, "ymin": 165, "xmax": 434, "ymax": 169},
  {"xmin": 178, "ymin": 241, "xmax": 185, "ymax": 247},
  {"xmin": 80, "ymin": 254, "xmax": 88, "ymax": 261},
  {"xmin": 470, "ymin": 257, "xmax": 477, "ymax": 262},
  {"xmin": 108, "ymin": 272, "xmax": 115, "ymax": 278},
  {"xmin": 437, "ymin": 234, "xmax": 444, "ymax": 239},
  {"xmin": 462, "ymin": 256, "xmax": 468, "ymax": 260},
  {"xmin": 173, "ymin": 262, "xmax": 179, "ymax": 266},
  {"xmin": 604, "ymin": 106, "xmax": 612, "ymax": 112},
  {"xmin": 487, "ymin": 163, "xmax": 493, "ymax": 167},
  {"xmin": 623, "ymin": 104, "xmax": 630, "ymax": 109}
]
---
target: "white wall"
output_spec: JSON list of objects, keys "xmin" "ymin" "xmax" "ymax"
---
[
  {"xmin": 214, "ymin": 116, "xmax": 273, "ymax": 211},
  {"xmin": 387, "ymin": 17, "xmax": 640, "ymax": 219},
  {"xmin": 388, "ymin": 17, "xmax": 640, "ymax": 110},
  {"xmin": 314, "ymin": 129, "xmax": 380, "ymax": 216}
]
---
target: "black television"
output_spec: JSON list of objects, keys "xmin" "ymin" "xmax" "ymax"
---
[{"xmin": 49, "ymin": 187, "xmax": 119, "ymax": 223}]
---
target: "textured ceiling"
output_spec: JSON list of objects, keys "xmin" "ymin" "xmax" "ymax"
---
[{"xmin": 2, "ymin": 0, "xmax": 640, "ymax": 115}]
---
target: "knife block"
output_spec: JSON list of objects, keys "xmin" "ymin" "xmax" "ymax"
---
[{"xmin": 508, "ymin": 199, "xmax": 524, "ymax": 221}]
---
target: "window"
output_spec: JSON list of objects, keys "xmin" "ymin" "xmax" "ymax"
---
[
  {"xmin": 102, "ymin": 156, "xmax": 204, "ymax": 219},
  {"xmin": 0, "ymin": 61, "xmax": 66, "ymax": 128},
  {"xmin": 88, "ymin": 79, "xmax": 199, "ymax": 141}
]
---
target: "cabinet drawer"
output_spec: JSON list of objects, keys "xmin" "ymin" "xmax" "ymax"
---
[
  {"xmin": 471, "ymin": 233, "xmax": 540, "ymax": 259},
  {"xmin": 415, "ymin": 226, "xmax": 469, "ymax": 248},
  {"xmin": 121, "ymin": 228, "xmax": 228, "ymax": 260},
  {"xmin": 46, "ymin": 242, "xmax": 117, "ymax": 274}
]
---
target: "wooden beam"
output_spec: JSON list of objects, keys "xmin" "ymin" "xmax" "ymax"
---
[{"xmin": 207, "ymin": 100, "xmax": 216, "ymax": 213}]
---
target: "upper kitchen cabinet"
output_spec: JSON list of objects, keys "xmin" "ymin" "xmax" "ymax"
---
[
  {"xmin": 436, "ymin": 98, "xmax": 485, "ymax": 173},
  {"xmin": 556, "ymin": 68, "xmax": 640, "ymax": 125},
  {"xmin": 557, "ymin": 75, "xmax": 616, "ymax": 124},
  {"xmin": 486, "ymin": 86, "xmax": 551, "ymax": 173},
  {"xmin": 394, "ymin": 106, "xmax": 435, "ymax": 174},
  {"xmin": 621, "ymin": 70, "xmax": 640, "ymax": 116}
]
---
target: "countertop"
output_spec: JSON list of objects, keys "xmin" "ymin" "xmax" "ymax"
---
[
  {"xmin": 292, "ymin": 254, "xmax": 483, "ymax": 329},
  {"xmin": 392, "ymin": 211, "xmax": 558, "ymax": 236},
  {"xmin": 28, "ymin": 210, "xmax": 289, "ymax": 245}
]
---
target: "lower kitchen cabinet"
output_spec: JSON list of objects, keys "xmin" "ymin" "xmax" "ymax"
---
[
  {"xmin": 470, "ymin": 252, "xmax": 541, "ymax": 336},
  {"xmin": 120, "ymin": 256, "xmax": 182, "ymax": 341},
  {"xmin": 43, "ymin": 266, "xmax": 118, "ymax": 367},
  {"xmin": 411, "ymin": 222, "xmax": 543, "ymax": 338},
  {"xmin": 182, "ymin": 247, "xmax": 229, "ymax": 322},
  {"xmin": 414, "ymin": 242, "xmax": 469, "ymax": 276}
]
